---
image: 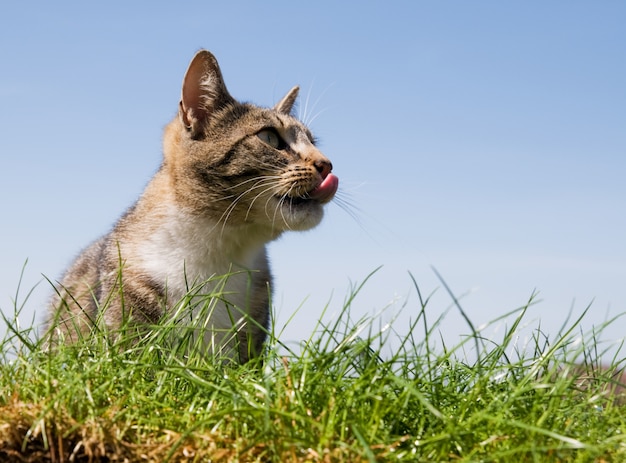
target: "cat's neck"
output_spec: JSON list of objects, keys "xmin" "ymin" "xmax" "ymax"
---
[{"xmin": 119, "ymin": 173, "xmax": 277, "ymax": 293}]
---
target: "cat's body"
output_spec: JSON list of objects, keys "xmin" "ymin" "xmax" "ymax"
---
[{"xmin": 46, "ymin": 50, "xmax": 338, "ymax": 362}]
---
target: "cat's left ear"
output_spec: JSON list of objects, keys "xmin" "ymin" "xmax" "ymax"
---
[
  {"xmin": 180, "ymin": 50, "xmax": 234, "ymax": 138},
  {"xmin": 274, "ymin": 86, "xmax": 299, "ymax": 115}
]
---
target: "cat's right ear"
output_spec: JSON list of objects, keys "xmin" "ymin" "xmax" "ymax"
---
[
  {"xmin": 274, "ymin": 86, "xmax": 300, "ymax": 115},
  {"xmin": 179, "ymin": 50, "xmax": 234, "ymax": 139}
]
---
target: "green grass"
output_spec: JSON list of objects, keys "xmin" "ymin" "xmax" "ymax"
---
[{"xmin": 1, "ymin": 269, "xmax": 625, "ymax": 462}]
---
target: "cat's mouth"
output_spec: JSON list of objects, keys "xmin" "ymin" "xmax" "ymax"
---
[
  {"xmin": 284, "ymin": 173, "xmax": 339, "ymax": 206},
  {"xmin": 270, "ymin": 173, "xmax": 338, "ymax": 230},
  {"xmin": 309, "ymin": 173, "xmax": 339, "ymax": 203}
]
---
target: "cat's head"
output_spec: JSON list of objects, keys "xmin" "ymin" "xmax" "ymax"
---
[{"xmin": 163, "ymin": 50, "xmax": 338, "ymax": 235}]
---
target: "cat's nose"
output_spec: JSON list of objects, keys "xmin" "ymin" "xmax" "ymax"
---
[{"xmin": 314, "ymin": 159, "xmax": 333, "ymax": 179}]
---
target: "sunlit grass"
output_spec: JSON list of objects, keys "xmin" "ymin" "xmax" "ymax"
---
[{"xmin": 1, "ymin": 269, "xmax": 625, "ymax": 462}]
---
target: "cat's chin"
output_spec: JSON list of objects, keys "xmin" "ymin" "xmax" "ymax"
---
[
  {"xmin": 271, "ymin": 173, "xmax": 337, "ymax": 231},
  {"xmin": 275, "ymin": 198, "xmax": 325, "ymax": 231}
]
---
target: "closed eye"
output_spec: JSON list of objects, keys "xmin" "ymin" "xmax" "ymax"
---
[{"xmin": 257, "ymin": 129, "xmax": 287, "ymax": 150}]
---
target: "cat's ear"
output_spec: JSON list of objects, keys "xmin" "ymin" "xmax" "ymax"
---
[
  {"xmin": 274, "ymin": 86, "xmax": 299, "ymax": 115},
  {"xmin": 179, "ymin": 50, "xmax": 234, "ymax": 138}
]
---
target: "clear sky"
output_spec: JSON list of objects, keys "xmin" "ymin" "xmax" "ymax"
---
[{"xmin": 1, "ymin": 2, "xmax": 625, "ymax": 357}]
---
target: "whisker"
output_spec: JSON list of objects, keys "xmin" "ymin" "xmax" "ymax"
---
[
  {"xmin": 305, "ymin": 107, "xmax": 330, "ymax": 128},
  {"xmin": 333, "ymin": 194, "xmax": 363, "ymax": 226},
  {"xmin": 208, "ymin": 177, "xmax": 281, "ymax": 236},
  {"xmin": 302, "ymin": 82, "xmax": 335, "ymax": 127},
  {"xmin": 271, "ymin": 183, "xmax": 302, "ymax": 231},
  {"xmin": 222, "ymin": 182, "xmax": 277, "ymax": 223},
  {"xmin": 244, "ymin": 182, "xmax": 283, "ymax": 222},
  {"xmin": 274, "ymin": 195, "xmax": 293, "ymax": 232},
  {"xmin": 269, "ymin": 191, "xmax": 288, "ymax": 229},
  {"xmin": 300, "ymin": 78, "xmax": 315, "ymax": 124},
  {"xmin": 207, "ymin": 178, "xmax": 272, "ymax": 232},
  {"xmin": 329, "ymin": 190, "xmax": 392, "ymax": 247},
  {"xmin": 223, "ymin": 174, "xmax": 282, "ymax": 191}
]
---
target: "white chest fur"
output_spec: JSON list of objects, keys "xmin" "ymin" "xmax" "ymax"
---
[{"xmin": 127, "ymin": 205, "xmax": 273, "ymax": 356}]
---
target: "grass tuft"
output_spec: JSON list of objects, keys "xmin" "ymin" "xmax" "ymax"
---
[{"xmin": 1, "ymin": 269, "xmax": 625, "ymax": 462}]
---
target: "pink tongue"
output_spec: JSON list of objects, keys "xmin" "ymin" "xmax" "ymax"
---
[{"xmin": 309, "ymin": 173, "xmax": 339, "ymax": 203}]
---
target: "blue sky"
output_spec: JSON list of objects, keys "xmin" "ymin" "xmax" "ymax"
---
[{"xmin": 1, "ymin": 2, "xmax": 625, "ymax": 356}]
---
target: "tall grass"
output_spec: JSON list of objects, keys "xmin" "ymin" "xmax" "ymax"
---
[{"xmin": 0, "ymin": 269, "xmax": 625, "ymax": 462}]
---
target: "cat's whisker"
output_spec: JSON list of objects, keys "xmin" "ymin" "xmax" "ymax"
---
[
  {"xmin": 223, "ymin": 174, "xmax": 282, "ymax": 191},
  {"xmin": 333, "ymin": 190, "xmax": 360, "ymax": 211},
  {"xmin": 212, "ymin": 190, "xmax": 254, "ymax": 235},
  {"xmin": 215, "ymin": 189, "xmax": 266, "ymax": 233},
  {"xmin": 305, "ymin": 107, "xmax": 330, "ymax": 128},
  {"xmin": 268, "ymin": 196, "xmax": 284, "ymax": 229},
  {"xmin": 300, "ymin": 79, "xmax": 314, "ymax": 125},
  {"xmin": 301, "ymin": 82, "xmax": 334, "ymax": 127},
  {"xmin": 329, "ymin": 191, "xmax": 388, "ymax": 245},
  {"xmin": 272, "ymin": 195, "xmax": 292, "ymax": 232},
  {"xmin": 243, "ymin": 183, "xmax": 283, "ymax": 223},
  {"xmin": 333, "ymin": 194, "xmax": 363, "ymax": 226},
  {"xmin": 270, "ymin": 182, "xmax": 304, "ymax": 231},
  {"xmin": 216, "ymin": 178, "xmax": 284, "ymax": 234}
]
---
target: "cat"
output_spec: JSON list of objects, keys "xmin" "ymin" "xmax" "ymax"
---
[{"xmin": 45, "ymin": 49, "xmax": 339, "ymax": 362}]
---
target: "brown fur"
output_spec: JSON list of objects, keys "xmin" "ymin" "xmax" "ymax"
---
[{"xmin": 45, "ymin": 50, "xmax": 337, "ymax": 362}]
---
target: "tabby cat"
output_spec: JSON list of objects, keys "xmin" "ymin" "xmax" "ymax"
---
[{"xmin": 46, "ymin": 50, "xmax": 338, "ymax": 362}]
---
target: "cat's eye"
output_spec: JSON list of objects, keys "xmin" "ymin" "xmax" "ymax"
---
[{"xmin": 257, "ymin": 129, "xmax": 286, "ymax": 150}]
